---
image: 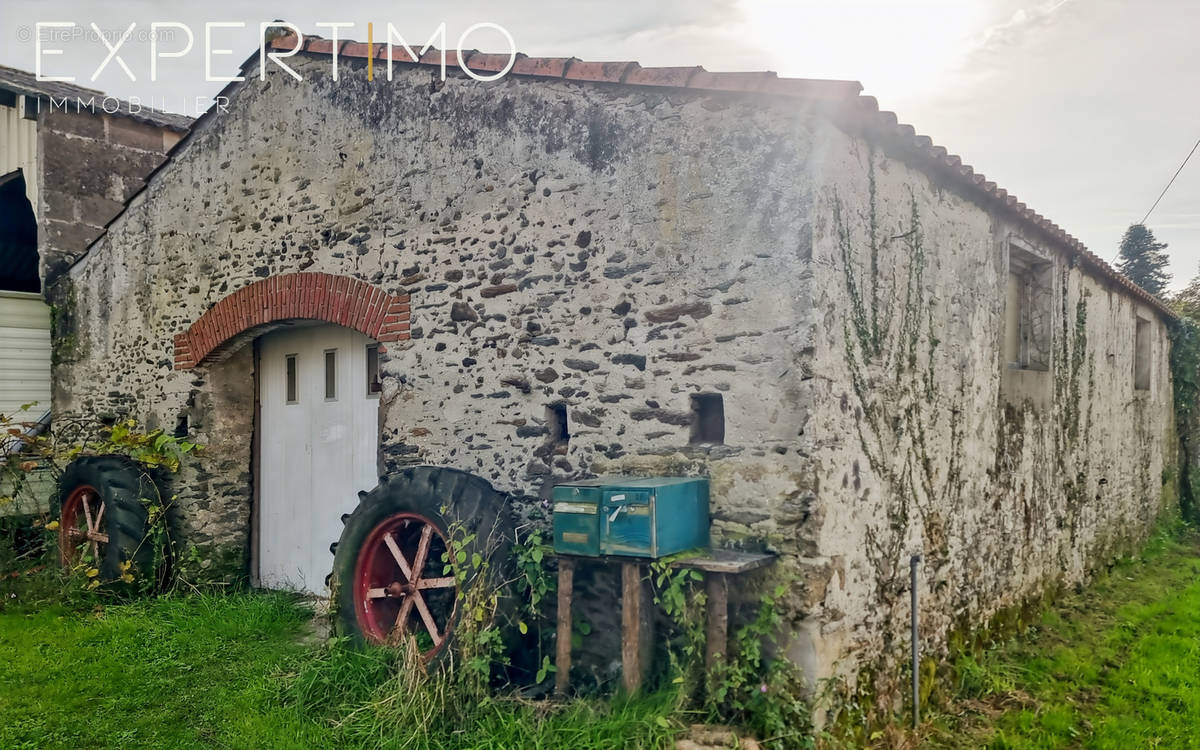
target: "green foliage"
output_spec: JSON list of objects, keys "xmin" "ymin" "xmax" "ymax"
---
[
  {"xmin": 650, "ymin": 559, "xmax": 707, "ymax": 682},
  {"xmin": 0, "ymin": 407, "xmax": 198, "ymax": 516},
  {"xmin": 921, "ymin": 523, "xmax": 1200, "ymax": 748},
  {"xmin": 1169, "ymin": 277, "xmax": 1200, "ymax": 521},
  {"xmin": 511, "ymin": 526, "xmax": 554, "ymax": 668},
  {"xmin": 0, "ymin": 407, "xmax": 200, "ymax": 597},
  {"xmin": 706, "ymin": 583, "xmax": 814, "ymax": 748},
  {"xmin": 650, "ymin": 557, "xmax": 817, "ymax": 749},
  {"xmin": 1116, "ymin": 223, "xmax": 1171, "ymax": 297}
]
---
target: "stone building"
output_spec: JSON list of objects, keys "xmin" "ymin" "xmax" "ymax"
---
[{"xmin": 51, "ymin": 36, "xmax": 1176, "ymax": 690}]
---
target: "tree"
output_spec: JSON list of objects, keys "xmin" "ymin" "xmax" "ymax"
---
[
  {"xmin": 1173, "ymin": 263, "xmax": 1200, "ymax": 320},
  {"xmin": 1116, "ymin": 223, "xmax": 1171, "ymax": 296}
]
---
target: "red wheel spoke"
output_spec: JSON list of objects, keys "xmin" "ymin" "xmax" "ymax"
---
[
  {"xmin": 388, "ymin": 596, "xmax": 416, "ymax": 644},
  {"xmin": 412, "ymin": 524, "xmax": 434, "ymax": 575},
  {"xmin": 81, "ymin": 494, "xmax": 95, "ymax": 532},
  {"xmin": 59, "ymin": 484, "xmax": 107, "ymax": 569},
  {"xmin": 354, "ymin": 512, "xmax": 457, "ymax": 659},
  {"xmin": 382, "ymin": 533, "xmax": 414, "ymax": 581},
  {"xmin": 412, "ymin": 592, "xmax": 442, "ymax": 645}
]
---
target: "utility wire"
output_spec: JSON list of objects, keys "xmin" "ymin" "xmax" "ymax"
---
[{"xmin": 1140, "ymin": 135, "xmax": 1200, "ymax": 225}]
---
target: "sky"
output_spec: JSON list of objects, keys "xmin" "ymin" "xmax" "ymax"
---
[{"xmin": 2, "ymin": 0, "xmax": 1198, "ymax": 289}]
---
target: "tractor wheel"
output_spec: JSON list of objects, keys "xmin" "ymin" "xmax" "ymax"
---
[
  {"xmin": 329, "ymin": 466, "xmax": 513, "ymax": 663},
  {"xmin": 53, "ymin": 456, "xmax": 157, "ymax": 583}
]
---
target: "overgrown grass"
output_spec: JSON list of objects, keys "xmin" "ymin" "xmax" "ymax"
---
[
  {"xmin": 0, "ymin": 588, "xmax": 683, "ymax": 749},
  {"xmin": 920, "ymin": 524, "xmax": 1200, "ymax": 749}
]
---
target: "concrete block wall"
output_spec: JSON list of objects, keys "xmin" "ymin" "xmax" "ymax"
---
[{"xmin": 38, "ymin": 108, "xmax": 182, "ymax": 284}]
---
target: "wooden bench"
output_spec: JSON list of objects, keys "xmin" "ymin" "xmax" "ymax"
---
[{"xmin": 554, "ymin": 549, "xmax": 777, "ymax": 695}]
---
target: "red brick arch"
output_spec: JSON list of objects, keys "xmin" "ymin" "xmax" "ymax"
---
[{"xmin": 173, "ymin": 272, "xmax": 411, "ymax": 369}]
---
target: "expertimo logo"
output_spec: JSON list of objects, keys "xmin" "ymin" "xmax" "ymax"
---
[{"xmin": 33, "ymin": 21, "xmax": 518, "ymax": 83}]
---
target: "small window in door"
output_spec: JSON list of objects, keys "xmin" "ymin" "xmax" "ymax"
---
[
  {"xmin": 285, "ymin": 354, "xmax": 298, "ymax": 404},
  {"xmin": 366, "ymin": 345, "xmax": 382, "ymax": 396},
  {"xmin": 324, "ymin": 349, "xmax": 337, "ymax": 401}
]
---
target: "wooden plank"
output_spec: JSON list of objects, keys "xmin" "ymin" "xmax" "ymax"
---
[
  {"xmin": 705, "ymin": 572, "xmax": 728, "ymax": 669},
  {"xmin": 554, "ymin": 558, "xmax": 575, "ymax": 696},
  {"xmin": 621, "ymin": 561, "xmax": 644, "ymax": 694},
  {"xmin": 555, "ymin": 549, "xmax": 777, "ymax": 574},
  {"xmin": 671, "ymin": 549, "xmax": 776, "ymax": 574}
]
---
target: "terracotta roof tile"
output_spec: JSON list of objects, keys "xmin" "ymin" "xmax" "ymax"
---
[
  {"xmin": 687, "ymin": 70, "xmax": 777, "ymax": 93},
  {"xmin": 624, "ymin": 66, "xmax": 703, "ymax": 88},
  {"xmin": 380, "ymin": 44, "xmax": 420, "ymax": 63},
  {"xmin": 512, "ymin": 56, "xmax": 575, "ymax": 78},
  {"xmin": 423, "ymin": 49, "xmax": 473, "ymax": 68},
  {"xmin": 271, "ymin": 34, "xmax": 300, "ymax": 51},
  {"xmin": 340, "ymin": 41, "xmax": 374, "ymax": 59},
  {"xmin": 465, "ymin": 52, "xmax": 528, "ymax": 74},
  {"xmin": 563, "ymin": 60, "xmax": 638, "ymax": 84},
  {"xmin": 305, "ymin": 38, "xmax": 344, "ymax": 56}
]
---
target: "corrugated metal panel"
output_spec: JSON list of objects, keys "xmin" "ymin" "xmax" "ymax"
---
[
  {"xmin": 0, "ymin": 291, "xmax": 50, "ymax": 416},
  {"xmin": 0, "ymin": 103, "xmax": 38, "ymax": 218},
  {"xmin": 0, "ymin": 465, "xmax": 54, "ymax": 516}
]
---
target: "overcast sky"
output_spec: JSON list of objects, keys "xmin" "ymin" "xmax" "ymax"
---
[{"xmin": 2, "ymin": 0, "xmax": 1197, "ymax": 289}]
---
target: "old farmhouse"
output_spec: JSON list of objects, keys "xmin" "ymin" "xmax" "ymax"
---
[{"xmin": 46, "ymin": 35, "xmax": 1175, "ymax": 690}]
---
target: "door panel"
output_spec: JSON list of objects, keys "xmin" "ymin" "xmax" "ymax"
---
[{"xmin": 258, "ymin": 324, "xmax": 379, "ymax": 594}]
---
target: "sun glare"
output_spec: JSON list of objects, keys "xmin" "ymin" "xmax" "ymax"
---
[{"xmin": 736, "ymin": 0, "xmax": 986, "ymax": 102}]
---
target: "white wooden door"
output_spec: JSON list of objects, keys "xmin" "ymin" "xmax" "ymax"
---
[{"xmin": 258, "ymin": 324, "xmax": 380, "ymax": 594}]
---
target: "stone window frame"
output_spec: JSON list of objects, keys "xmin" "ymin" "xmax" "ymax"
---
[
  {"xmin": 1004, "ymin": 237, "xmax": 1054, "ymax": 373},
  {"xmin": 1133, "ymin": 314, "xmax": 1152, "ymax": 393}
]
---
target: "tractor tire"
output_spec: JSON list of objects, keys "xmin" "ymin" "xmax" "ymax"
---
[
  {"xmin": 329, "ymin": 466, "xmax": 514, "ymax": 663},
  {"xmin": 53, "ymin": 456, "xmax": 157, "ymax": 584}
]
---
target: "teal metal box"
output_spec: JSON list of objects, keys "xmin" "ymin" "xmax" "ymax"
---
[
  {"xmin": 552, "ymin": 480, "xmax": 605, "ymax": 556},
  {"xmin": 553, "ymin": 477, "xmax": 709, "ymax": 558}
]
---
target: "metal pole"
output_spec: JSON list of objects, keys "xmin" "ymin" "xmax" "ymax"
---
[{"xmin": 910, "ymin": 553, "xmax": 921, "ymax": 729}]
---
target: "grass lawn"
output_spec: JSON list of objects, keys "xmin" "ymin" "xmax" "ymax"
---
[
  {"xmin": 3, "ymin": 525, "xmax": 1200, "ymax": 749},
  {"xmin": 921, "ymin": 524, "xmax": 1200, "ymax": 749},
  {"xmin": 0, "ymin": 590, "xmax": 679, "ymax": 749}
]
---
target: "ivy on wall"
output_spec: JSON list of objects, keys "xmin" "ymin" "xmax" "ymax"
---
[
  {"xmin": 832, "ymin": 156, "xmax": 968, "ymax": 679},
  {"xmin": 1168, "ymin": 317, "xmax": 1200, "ymax": 519}
]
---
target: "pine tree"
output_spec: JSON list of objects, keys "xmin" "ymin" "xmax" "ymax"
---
[{"xmin": 1117, "ymin": 223, "xmax": 1171, "ymax": 296}]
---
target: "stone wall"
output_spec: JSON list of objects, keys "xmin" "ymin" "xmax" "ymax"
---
[
  {"xmin": 57, "ymin": 55, "xmax": 818, "ymax": 584},
  {"xmin": 38, "ymin": 108, "xmax": 183, "ymax": 284},
  {"xmin": 795, "ymin": 124, "xmax": 1175, "ymax": 692}
]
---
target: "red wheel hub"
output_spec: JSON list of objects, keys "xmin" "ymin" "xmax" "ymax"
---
[
  {"xmin": 353, "ymin": 512, "xmax": 458, "ymax": 658},
  {"xmin": 59, "ymin": 485, "xmax": 108, "ymax": 566}
]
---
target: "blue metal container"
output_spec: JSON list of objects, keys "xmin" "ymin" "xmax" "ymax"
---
[
  {"xmin": 553, "ymin": 477, "xmax": 709, "ymax": 558},
  {"xmin": 552, "ymin": 480, "xmax": 605, "ymax": 556}
]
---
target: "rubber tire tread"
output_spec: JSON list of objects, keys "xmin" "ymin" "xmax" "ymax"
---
[
  {"xmin": 329, "ymin": 466, "xmax": 514, "ymax": 660},
  {"xmin": 52, "ymin": 455, "xmax": 156, "ymax": 582}
]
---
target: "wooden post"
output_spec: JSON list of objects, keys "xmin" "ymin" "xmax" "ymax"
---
[
  {"xmin": 705, "ymin": 572, "xmax": 728, "ymax": 670},
  {"xmin": 621, "ymin": 561, "xmax": 645, "ymax": 694},
  {"xmin": 554, "ymin": 558, "xmax": 575, "ymax": 696}
]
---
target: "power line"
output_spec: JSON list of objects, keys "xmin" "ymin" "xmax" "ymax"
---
[{"xmin": 1141, "ymin": 134, "xmax": 1200, "ymax": 226}]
